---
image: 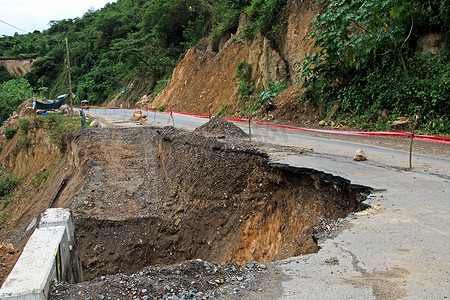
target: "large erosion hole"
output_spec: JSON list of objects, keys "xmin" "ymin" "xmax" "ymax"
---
[{"xmin": 68, "ymin": 127, "xmax": 368, "ymax": 280}]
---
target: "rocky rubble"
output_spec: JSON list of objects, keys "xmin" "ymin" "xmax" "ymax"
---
[
  {"xmin": 130, "ymin": 111, "xmax": 148, "ymax": 122},
  {"xmin": 311, "ymin": 218, "xmax": 347, "ymax": 240},
  {"xmin": 49, "ymin": 259, "xmax": 269, "ymax": 299},
  {"xmin": 194, "ymin": 116, "xmax": 248, "ymax": 139}
]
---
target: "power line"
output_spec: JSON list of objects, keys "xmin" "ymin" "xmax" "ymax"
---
[{"xmin": 0, "ymin": 19, "xmax": 28, "ymax": 34}]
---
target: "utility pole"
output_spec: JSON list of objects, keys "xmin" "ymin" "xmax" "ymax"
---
[{"xmin": 65, "ymin": 37, "xmax": 73, "ymax": 115}]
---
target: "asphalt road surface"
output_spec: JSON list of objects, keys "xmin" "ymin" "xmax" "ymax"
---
[{"xmin": 86, "ymin": 108, "xmax": 449, "ymax": 299}]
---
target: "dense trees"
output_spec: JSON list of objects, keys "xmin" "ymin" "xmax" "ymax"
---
[
  {"xmin": 300, "ymin": 0, "xmax": 449, "ymax": 132},
  {"xmin": 0, "ymin": 78, "xmax": 32, "ymax": 120},
  {"xmin": 0, "ymin": 0, "xmax": 219, "ymax": 104},
  {"xmin": 0, "ymin": 0, "xmax": 448, "ymax": 133}
]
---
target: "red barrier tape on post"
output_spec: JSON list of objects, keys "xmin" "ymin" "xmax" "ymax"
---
[{"xmin": 84, "ymin": 106, "xmax": 450, "ymax": 144}]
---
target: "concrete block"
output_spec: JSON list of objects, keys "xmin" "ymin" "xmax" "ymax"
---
[
  {"xmin": 39, "ymin": 208, "xmax": 74, "ymax": 243},
  {"xmin": 0, "ymin": 226, "xmax": 67, "ymax": 300}
]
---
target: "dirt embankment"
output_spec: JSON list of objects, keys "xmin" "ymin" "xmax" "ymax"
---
[
  {"xmin": 0, "ymin": 58, "xmax": 38, "ymax": 77},
  {"xmin": 0, "ymin": 117, "xmax": 77, "ymax": 284},
  {"xmin": 145, "ymin": 0, "xmax": 319, "ymax": 122}
]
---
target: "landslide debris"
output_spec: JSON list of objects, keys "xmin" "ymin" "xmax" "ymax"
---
[
  {"xmin": 130, "ymin": 110, "xmax": 147, "ymax": 122},
  {"xmin": 194, "ymin": 116, "xmax": 248, "ymax": 138},
  {"xmin": 3, "ymin": 123, "xmax": 367, "ymax": 299},
  {"xmin": 49, "ymin": 259, "xmax": 271, "ymax": 299},
  {"xmin": 57, "ymin": 126, "xmax": 368, "ymax": 282}
]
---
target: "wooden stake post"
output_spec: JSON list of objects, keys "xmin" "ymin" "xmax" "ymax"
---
[
  {"xmin": 248, "ymin": 116, "xmax": 252, "ymax": 140},
  {"xmin": 409, "ymin": 115, "xmax": 419, "ymax": 169}
]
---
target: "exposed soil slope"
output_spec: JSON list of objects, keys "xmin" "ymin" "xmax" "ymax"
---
[
  {"xmin": 146, "ymin": 0, "xmax": 318, "ymax": 121},
  {"xmin": 0, "ymin": 58, "xmax": 38, "ymax": 77},
  {"xmin": 0, "ymin": 117, "xmax": 77, "ymax": 284}
]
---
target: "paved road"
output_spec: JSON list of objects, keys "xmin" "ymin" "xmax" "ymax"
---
[{"xmin": 86, "ymin": 108, "xmax": 450, "ymax": 299}]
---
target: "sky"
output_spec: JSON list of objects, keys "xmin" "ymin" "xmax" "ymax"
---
[{"xmin": 0, "ymin": 0, "xmax": 115, "ymax": 36}]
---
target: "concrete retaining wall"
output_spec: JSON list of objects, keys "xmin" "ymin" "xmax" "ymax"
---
[{"xmin": 0, "ymin": 208, "xmax": 83, "ymax": 299}]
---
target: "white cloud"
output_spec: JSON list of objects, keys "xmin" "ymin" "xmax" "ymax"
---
[{"xmin": 0, "ymin": 0, "xmax": 114, "ymax": 36}]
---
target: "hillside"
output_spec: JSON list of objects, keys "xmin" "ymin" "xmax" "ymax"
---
[
  {"xmin": 0, "ymin": 0, "xmax": 448, "ymax": 133},
  {"xmin": 146, "ymin": 1, "xmax": 316, "ymax": 118}
]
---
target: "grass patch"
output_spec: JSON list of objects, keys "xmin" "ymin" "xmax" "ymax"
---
[
  {"xmin": 42, "ymin": 114, "xmax": 79, "ymax": 152},
  {"xmin": 4, "ymin": 127, "xmax": 17, "ymax": 140},
  {"xmin": 31, "ymin": 170, "xmax": 50, "ymax": 189},
  {"xmin": 0, "ymin": 173, "xmax": 19, "ymax": 198}
]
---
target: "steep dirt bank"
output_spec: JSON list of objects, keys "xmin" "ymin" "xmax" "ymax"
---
[
  {"xmin": 0, "ymin": 58, "xmax": 38, "ymax": 77},
  {"xmin": 146, "ymin": 0, "xmax": 318, "ymax": 121},
  {"xmin": 0, "ymin": 118, "xmax": 78, "ymax": 284},
  {"xmin": 0, "ymin": 126, "xmax": 71, "ymax": 243}
]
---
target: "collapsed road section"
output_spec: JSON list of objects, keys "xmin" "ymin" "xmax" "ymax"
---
[{"xmin": 45, "ymin": 118, "xmax": 370, "ymax": 298}]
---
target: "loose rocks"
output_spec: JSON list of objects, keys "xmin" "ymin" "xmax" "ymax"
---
[
  {"xmin": 90, "ymin": 120, "xmax": 100, "ymax": 127},
  {"xmin": 131, "ymin": 111, "xmax": 147, "ymax": 122},
  {"xmin": 49, "ymin": 259, "xmax": 270, "ymax": 299},
  {"xmin": 194, "ymin": 116, "xmax": 248, "ymax": 139},
  {"xmin": 353, "ymin": 149, "xmax": 367, "ymax": 161}
]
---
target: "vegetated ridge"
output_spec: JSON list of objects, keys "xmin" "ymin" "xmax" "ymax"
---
[{"xmin": 0, "ymin": 0, "xmax": 448, "ymax": 133}]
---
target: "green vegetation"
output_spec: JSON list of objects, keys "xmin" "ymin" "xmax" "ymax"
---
[
  {"xmin": 18, "ymin": 118, "xmax": 30, "ymax": 134},
  {"xmin": 0, "ymin": 173, "xmax": 19, "ymax": 209},
  {"xmin": 31, "ymin": 170, "xmax": 50, "ymax": 189},
  {"xmin": 217, "ymin": 103, "xmax": 233, "ymax": 116},
  {"xmin": 17, "ymin": 118, "xmax": 31, "ymax": 149},
  {"xmin": 4, "ymin": 127, "xmax": 17, "ymax": 139},
  {"xmin": 0, "ymin": 78, "xmax": 32, "ymax": 120},
  {"xmin": 43, "ymin": 114, "xmax": 78, "ymax": 152},
  {"xmin": 244, "ymin": 0, "xmax": 288, "ymax": 48},
  {"xmin": 18, "ymin": 135, "xmax": 31, "ymax": 150},
  {"xmin": 0, "ymin": 0, "xmax": 287, "ymax": 107},
  {"xmin": 240, "ymin": 80, "xmax": 287, "ymax": 114},
  {"xmin": 235, "ymin": 61, "xmax": 254, "ymax": 102},
  {"xmin": 253, "ymin": 81, "xmax": 287, "ymax": 110},
  {"xmin": 0, "ymin": 173, "xmax": 18, "ymax": 197},
  {"xmin": 0, "ymin": 64, "xmax": 16, "ymax": 83},
  {"xmin": 300, "ymin": 0, "xmax": 449, "ymax": 133}
]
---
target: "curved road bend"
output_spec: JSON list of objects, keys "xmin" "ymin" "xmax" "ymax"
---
[{"xmin": 86, "ymin": 108, "xmax": 449, "ymax": 299}]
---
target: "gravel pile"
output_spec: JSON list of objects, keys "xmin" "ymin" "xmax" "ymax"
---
[
  {"xmin": 49, "ymin": 259, "xmax": 269, "ymax": 299},
  {"xmin": 194, "ymin": 116, "xmax": 248, "ymax": 139},
  {"xmin": 311, "ymin": 218, "xmax": 347, "ymax": 240}
]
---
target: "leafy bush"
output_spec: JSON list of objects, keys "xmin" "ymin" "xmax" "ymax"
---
[
  {"xmin": 18, "ymin": 135, "xmax": 30, "ymax": 149},
  {"xmin": 4, "ymin": 127, "xmax": 17, "ymax": 139},
  {"xmin": 250, "ymin": 81, "xmax": 288, "ymax": 112},
  {"xmin": 244, "ymin": 0, "xmax": 288, "ymax": 47},
  {"xmin": 235, "ymin": 61, "xmax": 254, "ymax": 101},
  {"xmin": 0, "ymin": 64, "xmax": 16, "ymax": 84},
  {"xmin": 19, "ymin": 118, "xmax": 30, "ymax": 134},
  {"xmin": 0, "ymin": 78, "xmax": 32, "ymax": 120},
  {"xmin": 300, "ymin": 0, "xmax": 450, "ymax": 133},
  {"xmin": 44, "ymin": 114, "xmax": 77, "ymax": 152},
  {"xmin": 0, "ymin": 173, "xmax": 19, "ymax": 198}
]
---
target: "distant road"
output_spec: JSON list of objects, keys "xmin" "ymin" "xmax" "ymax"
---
[{"xmin": 86, "ymin": 107, "xmax": 450, "ymax": 299}]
